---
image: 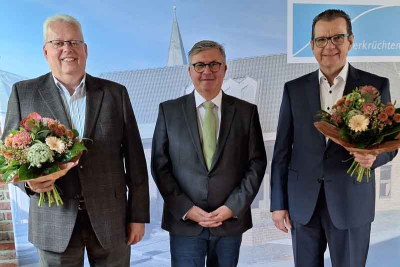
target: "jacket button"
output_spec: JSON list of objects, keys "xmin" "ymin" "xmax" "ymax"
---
[{"xmin": 80, "ymin": 165, "xmax": 83, "ymax": 169}]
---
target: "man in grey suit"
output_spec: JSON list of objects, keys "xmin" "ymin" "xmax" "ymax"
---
[
  {"xmin": 2, "ymin": 14, "xmax": 149, "ymax": 266},
  {"xmin": 271, "ymin": 9, "xmax": 397, "ymax": 267},
  {"xmin": 151, "ymin": 40, "xmax": 267, "ymax": 267}
]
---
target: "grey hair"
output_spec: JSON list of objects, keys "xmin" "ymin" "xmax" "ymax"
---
[
  {"xmin": 43, "ymin": 14, "xmax": 84, "ymax": 42},
  {"xmin": 188, "ymin": 40, "xmax": 226, "ymax": 64}
]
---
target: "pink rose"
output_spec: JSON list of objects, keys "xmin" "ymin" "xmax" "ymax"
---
[
  {"xmin": 360, "ymin": 86, "xmax": 379, "ymax": 99},
  {"xmin": 331, "ymin": 112, "xmax": 342, "ymax": 124},
  {"xmin": 20, "ymin": 112, "xmax": 42, "ymax": 130},
  {"xmin": 42, "ymin": 117, "xmax": 58, "ymax": 126},
  {"xmin": 11, "ymin": 131, "xmax": 32, "ymax": 149},
  {"xmin": 361, "ymin": 103, "xmax": 377, "ymax": 116}
]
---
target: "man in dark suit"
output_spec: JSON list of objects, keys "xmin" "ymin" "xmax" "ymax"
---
[
  {"xmin": 151, "ymin": 40, "xmax": 267, "ymax": 267},
  {"xmin": 271, "ymin": 9, "xmax": 397, "ymax": 267},
  {"xmin": 2, "ymin": 14, "xmax": 149, "ymax": 266}
]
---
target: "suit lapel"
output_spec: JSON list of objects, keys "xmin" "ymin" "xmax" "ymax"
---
[
  {"xmin": 343, "ymin": 64, "xmax": 360, "ymax": 96},
  {"xmin": 38, "ymin": 73, "xmax": 71, "ymax": 128},
  {"xmin": 182, "ymin": 92, "xmax": 208, "ymax": 171},
  {"xmin": 83, "ymin": 74, "xmax": 104, "ymax": 139},
  {"xmin": 306, "ymin": 70, "xmax": 326, "ymax": 146},
  {"xmin": 210, "ymin": 92, "xmax": 235, "ymax": 171}
]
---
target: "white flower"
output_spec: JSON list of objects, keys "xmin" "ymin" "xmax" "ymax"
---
[
  {"xmin": 348, "ymin": 114, "xmax": 369, "ymax": 132},
  {"xmin": 27, "ymin": 143, "xmax": 54, "ymax": 168},
  {"xmin": 45, "ymin": 136, "xmax": 66, "ymax": 154}
]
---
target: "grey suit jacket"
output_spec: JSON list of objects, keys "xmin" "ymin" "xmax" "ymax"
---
[
  {"xmin": 2, "ymin": 73, "xmax": 150, "ymax": 253},
  {"xmin": 151, "ymin": 91, "xmax": 267, "ymax": 236},
  {"xmin": 271, "ymin": 65, "xmax": 397, "ymax": 229}
]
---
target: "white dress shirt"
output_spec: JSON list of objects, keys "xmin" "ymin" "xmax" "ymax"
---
[
  {"xmin": 319, "ymin": 63, "xmax": 349, "ymax": 143},
  {"xmin": 319, "ymin": 62, "xmax": 349, "ymax": 113},
  {"xmin": 53, "ymin": 74, "xmax": 87, "ymax": 138}
]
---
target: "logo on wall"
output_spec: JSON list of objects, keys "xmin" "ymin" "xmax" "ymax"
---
[{"xmin": 287, "ymin": 0, "xmax": 400, "ymax": 63}]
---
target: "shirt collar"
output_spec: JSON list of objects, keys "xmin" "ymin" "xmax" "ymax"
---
[
  {"xmin": 194, "ymin": 89, "xmax": 222, "ymax": 109},
  {"xmin": 318, "ymin": 62, "xmax": 349, "ymax": 85},
  {"xmin": 52, "ymin": 74, "xmax": 86, "ymax": 96}
]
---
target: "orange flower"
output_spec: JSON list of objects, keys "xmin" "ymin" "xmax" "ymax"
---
[
  {"xmin": 57, "ymin": 124, "xmax": 67, "ymax": 133},
  {"xmin": 4, "ymin": 135, "xmax": 13, "ymax": 147},
  {"xmin": 66, "ymin": 130, "xmax": 74, "ymax": 139},
  {"xmin": 378, "ymin": 113, "xmax": 388, "ymax": 122},
  {"xmin": 336, "ymin": 97, "xmax": 345, "ymax": 106},
  {"xmin": 55, "ymin": 126, "xmax": 66, "ymax": 137},
  {"xmin": 384, "ymin": 105, "xmax": 395, "ymax": 116},
  {"xmin": 3, "ymin": 150, "xmax": 14, "ymax": 161},
  {"xmin": 393, "ymin": 113, "xmax": 400, "ymax": 123},
  {"xmin": 48, "ymin": 122, "xmax": 58, "ymax": 132}
]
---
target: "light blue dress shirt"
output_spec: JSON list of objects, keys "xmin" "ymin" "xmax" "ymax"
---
[{"xmin": 53, "ymin": 74, "xmax": 87, "ymax": 138}]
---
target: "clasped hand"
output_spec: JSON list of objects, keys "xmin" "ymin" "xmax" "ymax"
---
[{"xmin": 186, "ymin": 205, "xmax": 234, "ymax": 228}]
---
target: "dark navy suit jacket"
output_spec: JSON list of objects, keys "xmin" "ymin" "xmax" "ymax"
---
[{"xmin": 271, "ymin": 64, "xmax": 397, "ymax": 229}]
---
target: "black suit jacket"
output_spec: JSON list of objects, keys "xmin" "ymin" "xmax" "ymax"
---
[
  {"xmin": 271, "ymin": 65, "xmax": 397, "ymax": 229},
  {"xmin": 2, "ymin": 73, "xmax": 150, "ymax": 252},
  {"xmin": 151, "ymin": 91, "xmax": 267, "ymax": 236}
]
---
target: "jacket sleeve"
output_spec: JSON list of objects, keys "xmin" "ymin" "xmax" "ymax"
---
[
  {"xmin": 223, "ymin": 106, "xmax": 267, "ymax": 219},
  {"xmin": 121, "ymin": 87, "xmax": 150, "ymax": 223},
  {"xmin": 151, "ymin": 103, "xmax": 195, "ymax": 222},
  {"xmin": 372, "ymin": 78, "xmax": 398, "ymax": 168},
  {"xmin": 1, "ymin": 83, "xmax": 30, "ymax": 195},
  {"xmin": 270, "ymin": 83, "xmax": 294, "ymax": 211}
]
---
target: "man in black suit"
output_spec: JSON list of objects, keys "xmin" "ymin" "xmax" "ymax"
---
[
  {"xmin": 151, "ymin": 40, "xmax": 267, "ymax": 267},
  {"xmin": 271, "ymin": 9, "xmax": 397, "ymax": 267},
  {"xmin": 2, "ymin": 14, "xmax": 149, "ymax": 266}
]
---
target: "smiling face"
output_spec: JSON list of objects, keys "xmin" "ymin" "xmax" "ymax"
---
[
  {"xmin": 43, "ymin": 20, "xmax": 87, "ymax": 83},
  {"xmin": 188, "ymin": 48, "xmax": 227, "ymax": 100},
  {"xmin": 311, "ymin": 17, "xmax": 353, "ymax": 79}
]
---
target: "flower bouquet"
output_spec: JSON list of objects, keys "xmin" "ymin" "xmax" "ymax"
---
[
  {"xmin": 0, "ymin": 112, "xmax": 87, "ymax": 207},
  {"xmin": 315, "ymin": 85, "xmax": 400, "ymax": 182}
]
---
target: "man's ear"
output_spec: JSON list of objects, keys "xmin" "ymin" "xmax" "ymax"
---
[
  {"xmin": 43, "ymin": 45, "xmax": 48, "ymax": 61},
  {"xmin": 348, "ymin": 34, "xmax": 354, "ymax": 50}
]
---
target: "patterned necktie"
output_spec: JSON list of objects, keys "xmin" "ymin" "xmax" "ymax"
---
[{"xmin": 202, "ymin": 101, "xmax": 216, "ymax": 170}]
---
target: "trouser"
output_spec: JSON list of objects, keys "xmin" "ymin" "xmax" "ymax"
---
[
  {"xmin": 38, "ymin": 209, "xmax": 130, "ymax": 267},
  {"xmin": 170, "ymin": 228, "xmax": 242, "ymax": 267},
  {"xmin": 291, "ymin": 183, "xmax": 371, "ymax": 267}
]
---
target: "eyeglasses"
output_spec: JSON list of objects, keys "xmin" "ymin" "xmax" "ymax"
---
[
  {"xmin": 313, "ymin": 34, "xmax": 351, "ymax": 48},
  {"xmin": 45, "ymin": 40, "xmax": 84, "ymax": 49},
  {"xmin": 192, "ymin": 62, "xmax": 223, "ymax": 73}
]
